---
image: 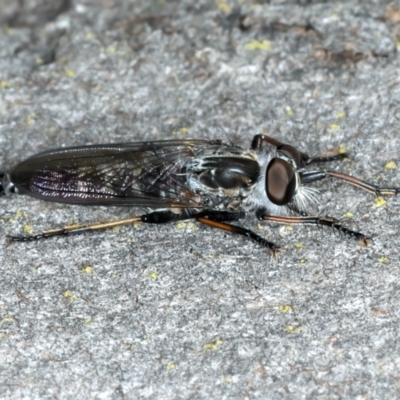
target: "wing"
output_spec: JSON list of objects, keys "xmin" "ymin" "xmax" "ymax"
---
[{"xmin": 10, "ymin": 139, "xmax": 214, "ymax": 208}]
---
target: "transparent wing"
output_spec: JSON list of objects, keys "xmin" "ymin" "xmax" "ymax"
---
[{"xmin": 10, "ymin": 139, "xmax": 213, "ymax": 208}]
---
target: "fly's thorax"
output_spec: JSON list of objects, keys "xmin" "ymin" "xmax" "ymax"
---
[{"xmin": 185, "ymin": 148, "xmax": 261, "ymax": 203}]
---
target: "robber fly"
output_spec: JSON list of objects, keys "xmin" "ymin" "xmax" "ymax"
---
[{"xmin": 0, "ymin": 134, "xmax": 398, "ymax": 256}]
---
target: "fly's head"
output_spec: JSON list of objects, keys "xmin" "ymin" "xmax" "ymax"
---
[{"xmin": 265, "ymin": 144, "xmax": 318, "ymax": 212}]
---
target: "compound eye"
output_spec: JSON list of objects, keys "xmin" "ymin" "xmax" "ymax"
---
[
  {"xmin": 277, "ymin": 144, "xmax": 302, "ymax": 167},
  {"xmin": 266, "ymin": 158, "xmax": 297, "ymax": 206}
]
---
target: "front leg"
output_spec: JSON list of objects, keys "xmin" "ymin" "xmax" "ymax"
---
[
  {"xmin": 299, "ymin": 170, "xmax": 399, "ymax": 196},
  {"xmin": 251, "ymin": 134, "xmax": 311, "ymax": 168},
  {"xmin": 251, "ymin": 134, "xmax": 348, "ymax": 166},
  {"xmin": 251, "ymin": 134, "xmax": 284, "ymax": 150}
]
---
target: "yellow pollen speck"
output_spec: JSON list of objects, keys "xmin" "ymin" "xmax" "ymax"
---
[
  {"xmin": 337, "ymin": 111, "xmax": 346, "ymax": 119},
  {"xmin": 384, "ymin": 161, "xmax": 397, "ymax": 170},
  {"xmin": 63, "ymin": 291, "xmax": 78, "ymax": 301},
  {"xmin": 1, "ymin": 317, "xmax": 14, "ymax": 324},
  {"xmin": 343, "ymin": 211, "xmax": 353, "ymax": 218},
  {"xmin": 175, "ymin": 221, "xmax": 198, "ymax": 231},
  {"xmin": 299, "ymin": 258, "xmax": 306, "ymax": 264},
  {"xmin": 374, "ymin": 197, "xmax": 387, "ymax": 207},
  {"xmin": 279, "ymin": 305, "xmax": 293, "ymax": 313},
  {"xmin": 23, "ymin": 225, "xmax": 33, "ymax": 234},
  {"xmin": 285, "ymin": 106, "xmax": 294, "ymax": 117},
  {"xmin": 25, "ymin": 114, "xmax": 35, "ymax": 125},
  {"xmin": 294, "ymin": 242, "xmax": 303, "ymax": 249},
  {"xmin": 64, "ymin": 69, "xmax": 76, "ymax": 78},
  {"xmin": 188, "ymin": 222, "xmax": 198, "ymax": 231},
  {"xmin": 285, "ymin": 325, "xmax": 302, "ymax": 334},
  {"xmin": 85, "ymin": 31, "xmax": 96, "ymax": 40},
  {"xmin": 179, "ymin": 127, "xmax": 189, "ymax": 134},
  {"xmin": 245, "ymin": 40, "xmax": 272, "ymax": 51},
  {"xmin": 339, "ymin": 144, "xmax": 347, "ymax": 154},
  {"xmin": 328, "ymin": 123, "xmax": 339, "ymax": 133},
  {"xmin": 216, "ymin": 1, "xmax": 231, "ymax": 14},
  {"xmin": 82, "ymin": 265, "xmax": 92, "ymax": 274},
  {"xmin": 0, "ymin": 80, "xmax": 11, "ymax": 89},
  {"xmin": 285, "ymin": 225, "xmax": 293, "ymax": 231},
  {"xmin": 149, "ymin": 272, "xmax": 158, "ymax": 279},
  {"xmin": 203, "ymin": 339, "xmax": 222, "ymax": 351},
  {"xmin": 166, "ymin": 363, "xmax": 175, "ymax": 370},
  {"xmin": 85, "ymin": 317, "xmax": 93, "ymax": 324},
  {"xmin": 379, "ymin": 256, "xmax": 389, "ymax": 263},
  {"xmin": 224, "ymin": 376, "xmax": 232, "ymax": 383}
]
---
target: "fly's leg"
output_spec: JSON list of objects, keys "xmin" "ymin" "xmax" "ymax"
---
[
  {"xmin": 251, "ymin": 134, "xmax": 284, "ymax": 150},
  {"xmin": 251, "ymin": 134, "xmax": 313, "ymax": 161},
  {"xmin": 7, "ymin": 210, "xmax": 245, "ymax": 243},
  {"xmin": 145, "ymin": 210, "xmax": 282, "ymax": 255},
  {"xmin": 260, "ymin": 214, "xmax": 372, "ymax": 247},
  {"xmin": 251, "ymin": 134, "xmax": 348, "ymax": 165},
  {"xmin": 305, "ymin": 153, "xmax": 347, "ymax": 165},
  {"xmin": 7, "ymin": 216, "xmax": 144, "ymax": 243},
  {"xmin": 196, "ymin": 212, "xmax": 283, "ymax": 258},
  {"xmin": 197, "ymin": 210, "xmax": 246, "ymax": 222},
  {"xmin": 299, "ymin": 170, "xmax": 399, "ymax": 196},
  {"xmin": 142, "ymin": 210, "xmax": 246, "ymax": 223},
  {"xmin": 8, "ymin": 210, "xmax": 199, "ymax": 243}
]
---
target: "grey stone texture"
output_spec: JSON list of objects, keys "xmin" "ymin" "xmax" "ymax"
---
[{"xmin": 0, "ymin": 1, "xmax": 400, "ymax": 399}]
